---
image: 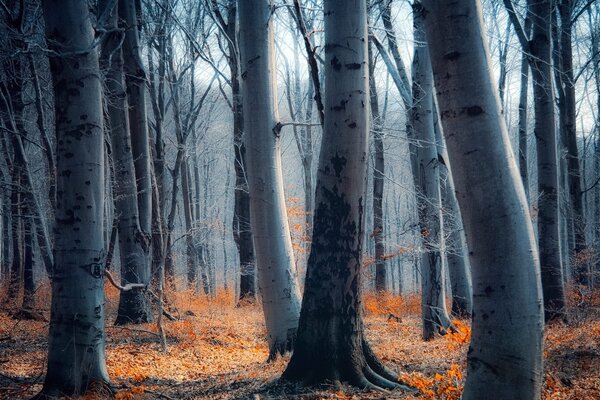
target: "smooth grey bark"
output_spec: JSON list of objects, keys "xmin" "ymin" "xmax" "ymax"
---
[
  {"xmin": 210, "ymin": 0, "xmax": 256, "ymax": 302},
  {"xmin": 120, "ymin": 0, "xmax": 152, "ymax": 239},
  {"xmin": 412, "ymin": 5, "xmax": 452, "ymax": 339},
  {"xmin": 369, "ymin": 40, "xmax": 387, "ymax": 293},
  {"xmin": 38, "ymin": 0, "xmax": 110, "ymax": 395},
  {"xmin": 434, "ymin": 109, "xmax": 473, "ymax": 317},
  {"xmin": 238, "ymin": 0, "xmax": 302, "ymax": 359},
  {"xmin": 421, "ymin": 1, "xmax": 544, "ymax": 398},
  {"xmin": 557, "ymin": 0, "xmax": 587, "ymax": 285},
  {"xmin": 518, "ymin": 10, "xmax": 532, "ymax": 200},
  {"xmin": 99, "ymin": 0, "xmax": 152, "ymax": 325},
  {"xmin": 529, "ymin": 0, "xmax": 566, "ymax": 321},
  {"xmin": 283, "ymin": 0, "xmax": 411, "ymax": 391}
]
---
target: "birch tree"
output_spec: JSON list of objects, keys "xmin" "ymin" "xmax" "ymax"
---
[
  {"xmin": 238, "ymin": 0, "xmax": 302, "ymax": 359},
  {"xmin": 38, "ymin": 0, "xmax": 110, "ymax": 395},
  {"xmin": 422, "ymin": 0, "xmax": 544, "ymax": 398}
]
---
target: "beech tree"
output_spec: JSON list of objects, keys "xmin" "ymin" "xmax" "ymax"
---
[
  {"xmin": 38, "ymin": 0, "xmax": 110, "ymax": 395},
  {"xmin": 238, "ymin": 0, "xmax": 302, "ymax": 359},
  {"xmin": 283, "ymin": 0, "xmax": 410, "ymax": 390},
  {"xmin": 422, "ymin": 0, "xmax": 544, "ymax": 398},
  {"xmin": 411, "ymin": 4, "xmax": 453, "ymax": 339},
  {"xmin": 99, "ymin": 0, "xmax": 152, "ymax": 325}
]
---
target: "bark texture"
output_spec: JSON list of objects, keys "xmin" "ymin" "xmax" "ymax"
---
[
  {"xmin": 283, "ymin": 0, "xmax": 408, "ymax": 390},
  {"xmin": 238, "ymin": 0, "xmax": 302, "ymax": 359},
  {"xmin": 421, "ymin": 0, "xmax": 544, "ymax": 398},
  {"xmin": 529, "ymin": 0, "xmax": 566, "ymax": 321},
  {"xmin": 99, "ymin": 0, "xmax": 152, "ymax": 325},
  {"xmin": 412, "ymin": 5, "xmax": 452, "ymax": 339},
  {"xmin": 38, "ymin": 0, "xmax": 110, "ymax": 395}
]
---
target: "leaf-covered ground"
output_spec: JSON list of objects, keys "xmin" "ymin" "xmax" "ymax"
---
[{"xmin": 0, "ymin": 284, "xmax": 598, "ymax": 399}]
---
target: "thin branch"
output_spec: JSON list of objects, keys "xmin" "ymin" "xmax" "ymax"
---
[
  {"xmin": 104, "ymin": 270, "xmax": 146, "ymax": 291},
  {"xmin": 502, "ymin": 0, "xmax": 530, "ymax": 51}
]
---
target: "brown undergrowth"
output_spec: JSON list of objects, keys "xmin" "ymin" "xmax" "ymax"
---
[{"xmin": 0, "ymin": 284, "xmax": 598, "ymax": 399}]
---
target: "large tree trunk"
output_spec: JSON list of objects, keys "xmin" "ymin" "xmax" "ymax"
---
[
  {"xmin": 421, "ymin": 0, "xmax": 544, "ymax": 398},
  {"xmin": 283, "ymin": 0, "xmax": 409, "ymax": 390},
  {"xmin": 529, "ymin": 0, "xmax": 566, "ymax": 321},
  {"xmin": 412, "ymin": 6, "xmax": 452, "ymax": 339},
  {"xmin": 100, "ymin": 0, "xmax": 152, "ymax": 325},
  {"xmin": 238, "ymin": 0, "xmax": 302, "ymax": 359},
  {"xmin": 38, "ymin": 0, "xmax": 110, "ymax": 395}
]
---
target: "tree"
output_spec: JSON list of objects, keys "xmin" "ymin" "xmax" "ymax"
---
[
  {"xmin": 99, "ymin": 0, "xmax": 152, "ymax": 325},
  {"xmin": 283, "ymin": 0, "xmax": 410, "ymax": 389},
  {"xmin": 238, "ymin": 0, "xmax": 302, "ymax": 359},
  {"xmin": 421, "ymin": 0, "xmax": 544, "ymax": 398},
  {"xmin": 411, "ymin": 4, "xmax": 453, "ymax": 339},
  {"xmin": 209, "ymin": 0, "xmax": 257, "ymax": 302},
  {"xmin": 504, "ymin": 0, "xmax": 566, "ymax": 321},
  {"xmin": 37, "ymin": 0, "xmax": 110, "ymax": 395}
]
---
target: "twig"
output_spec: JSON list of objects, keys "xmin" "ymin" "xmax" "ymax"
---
[{"xmin": 107, "ymin": 325, "xmax": 161, "ymax": 337}]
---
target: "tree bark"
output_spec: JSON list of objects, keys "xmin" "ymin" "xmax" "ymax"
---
[
  {"xmin": 421, "ymin": 0, "xmax": 544, "ymax": 398},
  {"xmin": 211, "ymin": 0, "xmax": 256, "ymax": 303},
  {"xmin": 38, "ymin": 0, "xmax": 110, "ymax": 395},
  {"xmin": 412, "ymin": 5, "xmax": 453, "ymax": 339},
  {"xmin": 369, "ymin": 41, "xmax": 387, "ymax": 293},
  {"xmin": 283, "ymin": 0, "xmax": 410, "ymax": 390},
  {"xmin": 100, "ymin": 0, "xmax": 152, "ymax": 325},
  {"xmin": 558, "ymin": 0, "xmax": 587, "ymax": 285},
  {"xmin": 238, "ymin": 0, "xmax": 302, "ymax": 359},
  {"xmin": 529, "ymin": 0, "xmax": 566, "ymax": 321},
  {"xmin": 434, "ymin": 111, "xmax": 473, "ymax": 318}
]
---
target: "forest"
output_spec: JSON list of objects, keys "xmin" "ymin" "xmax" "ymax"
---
[{"xmin": 0, "ymin": 0, "xmax": 599, "ymax": 399}]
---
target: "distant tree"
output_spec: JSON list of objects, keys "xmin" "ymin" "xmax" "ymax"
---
[
  {"xmin": 37, "ymin": 0, "xmax": 110, "ymax": 396},
  {"xmin": 99, "ymin": 0, "xmax": 152, "ymax": 325},
  {"xmin": 209, "ymin": 0, "xmax": 257, "ymax": 302},
  {"xmin": 422, "ymin": 0, "xmax": 544, "ymax": 398},
  {"xmin": 411, "ymin": 3, "xmax": 453, "ymax": 339}
]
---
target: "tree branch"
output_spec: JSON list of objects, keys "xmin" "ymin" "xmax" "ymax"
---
[{"xmin": 105, "ymin": 270, "xmax": 146, "ymax": 291}]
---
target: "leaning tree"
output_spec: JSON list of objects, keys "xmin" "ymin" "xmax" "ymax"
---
[{"xmin": 422, "ymin": 0, "xmax": 544, "ymax": 398}]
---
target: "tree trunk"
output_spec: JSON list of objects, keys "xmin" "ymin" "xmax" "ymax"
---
[
  {"xmin": 421, "ymin": 1, "xmax": 544, "ymax": 398},
  {"xmin": 435, "ymin": 111, "xmax": 473, "ymax": 317},
  {"xmin": 529, "ymin": 0, "xmax": 566, "ymax": 321},
  {"xmin": 38, "ymin": 0, "xmax": 110, "ymax": 395},
  {"xmin": 412, "ymin": 5, "xmax": 452, "ymax": 339},
  {"xmin": 210, "ymin": 0, "xmax": 256, "ymax": 303},
  {"xmin": 369, "ymin": 41, "xmax": 387, "ymax": 293},
  {"xmin": 558, "ymin": 0, "xmax": 587, "ymax": 285},
  {"xmin": 283, "ymin": 0, "xmax": 409, "ymax": 390},
  {"xmin": 238, "ymin": 0, "xmax": 302, "ymax": 359},
  {"xmin": 518, "ymin": 10, "xmax": 532, "ymax": 200},
  {"xmin": 100, "ymin": 0, "xmax": 152, "ymax": 325}
]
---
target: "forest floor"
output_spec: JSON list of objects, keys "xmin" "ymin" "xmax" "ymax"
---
[{"xmin": 0, "ymin": 283, "xmax": 599, "ymax": 400}]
